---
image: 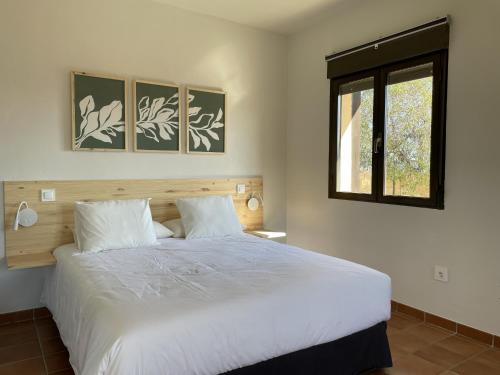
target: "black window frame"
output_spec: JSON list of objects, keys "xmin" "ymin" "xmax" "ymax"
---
[{"xmin": 328, "ymin": 50, "xmax": 447, "ymax": 209}]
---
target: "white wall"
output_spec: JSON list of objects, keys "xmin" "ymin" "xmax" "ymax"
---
[
  {"xmin": 0, "ymin": 0, "xmax": 287, "ymax": 312},
  {"xmin": 287, "ymin": 0, "xmax": 500, "ymax": 335}
]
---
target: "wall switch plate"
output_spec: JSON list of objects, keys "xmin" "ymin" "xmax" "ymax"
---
[
  {"xmin": 40, "ymin": 189, "xmax": 56, "ymax": 202},
  {"xmin": 236, "ymin": 184, "xmax": 246, "ymax": 194},
  {"xmin": 434, "ymin": 265, "xmax": 448, "ymax": 282}
]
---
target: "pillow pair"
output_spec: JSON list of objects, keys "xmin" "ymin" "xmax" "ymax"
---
[{"xmin": 74, "ymin": 195, "xmax": 243, "ymax": 252}]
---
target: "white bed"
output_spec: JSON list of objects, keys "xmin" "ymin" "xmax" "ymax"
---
[{"xmin": 42, "ymin": 234, "xmax": 391, "ymax": 375}]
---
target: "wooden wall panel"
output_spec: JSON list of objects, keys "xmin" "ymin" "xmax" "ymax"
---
[{"xmin": 4, "ymin": 177, "xmax": 263, "ymax": 269}]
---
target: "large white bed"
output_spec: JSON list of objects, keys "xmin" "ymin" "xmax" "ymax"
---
[{"xmin": 42, "ymin": 234, "xmax": 391, "ymax": 375}]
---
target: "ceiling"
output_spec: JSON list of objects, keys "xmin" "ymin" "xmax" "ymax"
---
[{"xmin": 152, "ymin": 0, "xmax": 344, "ymax": 35}]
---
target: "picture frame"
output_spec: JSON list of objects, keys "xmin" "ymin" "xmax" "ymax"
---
[
  {"xmin": 71, "ymin": 71, "xmax": 128, "ymax": 151},
  {"xmin": 133, "ymin": 80, "xmax": 181, "ymax": 153},
  {"xmin": 186, "ymin": 87, "xmax": 226, "ymax": 154}
]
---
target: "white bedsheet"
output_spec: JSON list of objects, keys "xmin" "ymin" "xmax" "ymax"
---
[{"xmin": 42, "ymin": 235, "xmax": 391, "ymax": 375}]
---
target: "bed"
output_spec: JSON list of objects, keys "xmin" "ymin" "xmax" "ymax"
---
[{"xmin": 42, "ymin": 234, "xmax": 392, "ymax": 375}]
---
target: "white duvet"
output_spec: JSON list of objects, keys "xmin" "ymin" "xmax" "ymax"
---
[{"xmin": 42, "ymin": 235, "xmax": 391, "ymax": 375}]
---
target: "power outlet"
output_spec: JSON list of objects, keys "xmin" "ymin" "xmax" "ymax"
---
[{"xmin": 434, "ymin": 265, "xmax": 448, "ymax": 282}]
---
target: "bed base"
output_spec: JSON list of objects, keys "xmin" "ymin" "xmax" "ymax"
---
[{"xmin": 224, "ymin": 321, "xmax": 392, "ymax": 375}]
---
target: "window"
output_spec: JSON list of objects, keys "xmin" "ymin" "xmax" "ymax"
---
[
  {"xmin": 327, "ymin": 19, "xmax": 448, "ymax": 209},
  {"xmin": 384, "ymin": 62, "xmax": 433, "ymax": 199},
  {"xmin": 336, "ymin": 76, "xmax": 374, "ymax": 195}
]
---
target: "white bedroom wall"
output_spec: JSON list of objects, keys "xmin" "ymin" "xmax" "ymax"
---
[
  {"xmin": 287, "ymin": 0, "xmax": 500, "ymax": 335},
  {"xmin": 0, "ymin": 0, "xmax": 287, "ymax": 312}
]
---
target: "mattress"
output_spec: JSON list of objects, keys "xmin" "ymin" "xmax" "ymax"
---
[{"xmin": 42, "ymin": 235, "xmax": 391, "ymax": 375}]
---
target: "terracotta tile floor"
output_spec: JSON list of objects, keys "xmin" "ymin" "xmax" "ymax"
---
[
  {"xmin": 0, "ymin": 316, "xmax": 73, "ymax": 375},
  {"xmin": 0, "ymin": 310, "xmax": 499, "ymax": 374},
  {"xmin": 370, "ymin": 311, "xmax": 500, "ymax": 375}
]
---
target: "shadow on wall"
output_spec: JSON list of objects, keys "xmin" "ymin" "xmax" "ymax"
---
[
  {"xmin": 190, "ymin": 43, "xmax": 248, "ymax": 104},
  {"xmin": 284, "ymin": 0, "xmax": 371, "ymax": 35}
]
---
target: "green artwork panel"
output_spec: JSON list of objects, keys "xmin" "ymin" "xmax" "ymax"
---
[
  {"xmin": 187, "ymin": 89, "xmax": 226, "ymax": 153},
  {"xmin": 73, "ymin": 73, "xmax": 126, "ymax": 150},
  {"xmin": 135, "ymin": 82, "xmax": 180, "ymax": 151}
]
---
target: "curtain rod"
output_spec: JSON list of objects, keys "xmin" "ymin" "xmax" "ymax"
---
[{"xmin": 325, "ymin": 16, "xmax": 449, "ymax": 62}]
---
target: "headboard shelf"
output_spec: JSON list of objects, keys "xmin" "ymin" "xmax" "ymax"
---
[
  {"xmin": 8, "ymin": 253, "xmax": 57, "ymax": 270},
  {"xmin": 4, "ymin": 177, "xmax": 263, "ymax": 270}
]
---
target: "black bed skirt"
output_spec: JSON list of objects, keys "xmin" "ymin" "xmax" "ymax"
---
[{"xmin": 223, "ymin": 321, "xmax": 392, "ymax": 375}]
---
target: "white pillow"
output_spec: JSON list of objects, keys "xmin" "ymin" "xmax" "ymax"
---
[
  {"xmin": 162, "ymin": 217, "xmax": 244, "ymax": 238},
  {"xmin": 176, "ymin": 195, "xmax": 243, "ymax": 239},
  {"xmin": 153, "ymin": 221, "xmax": 174, "ymax": 239},
  {"xmin": 74, "ymin": 199, "xmax": 158, "ymax": 252},
  {"xmin": 162, "ymin": 218, "xmax": 185, "ymax": 238}
]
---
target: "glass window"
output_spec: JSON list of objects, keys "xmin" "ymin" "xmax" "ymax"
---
[
  {"xmin": 384, "ymin": 63, "xmax": 433, "ymax": 198},
  {"xmin": 337, "ymin": 77, "xmax": 374, "ymax": 194},
  {"xmin": 329, "ymin": 53, "xmax": 446, "ymax": 209}
]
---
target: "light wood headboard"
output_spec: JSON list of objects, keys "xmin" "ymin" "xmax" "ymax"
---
[{"xmin": 4, "ymin": 177, "xmax": 263, "ymax": 270}]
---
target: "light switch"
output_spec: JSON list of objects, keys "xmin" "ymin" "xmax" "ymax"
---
[
  {"xmin": 236, "ymin": 184, "xmax": 246, "ymax": 194},
  {"xmin": 41, "ymin": 189, "xmax": 56, "ymax": 202}
]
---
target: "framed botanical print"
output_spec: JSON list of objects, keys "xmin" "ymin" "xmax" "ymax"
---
[
  {"xmin": 186, "ymin": 87, "xmax": 226, "ymax": 154},
  {"xmin": 71, "ymin": 71, "xmax": 127, "ymax": 151},
  {"xmin": 133, "ymin": 80, "xmax": 181, "ymax": 152}
]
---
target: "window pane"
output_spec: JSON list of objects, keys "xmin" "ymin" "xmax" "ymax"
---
[
  {"xmin": 337, "ymin": 77, "xmax": 374, "ymax": 194},
  {"xmin": 384, "ymin": 63, "xmax": 433, "ymax": 198}
]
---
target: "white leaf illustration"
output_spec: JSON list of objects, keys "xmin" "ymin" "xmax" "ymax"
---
[
  {"xmin": 158, "ymin": 125, "xmax": 171, "ymax": 141},
  {"xmin": 139, "ymin": 122, "xmax": 155, "ymax": 130},
  {"xmin": 89, "ymin": 131, "xmax": 112, "ymax": 144},
  {"xmin": 206, "ymin": 129, "xmax": 219, "ymax": 140},
  {"xmin": 78, "ymin": 117, "xmax": 88, "ymax": 139},
  {"xmin": 143, "ymin": 128, "xmax": 159, "ymax": 142},
  {"xmin": 166, "ymin": 93, "xmax": 179, "ymax": 105},
  {"xmin": 189, "ymin": 107, "xmax": 202, "ymax": 116},
  {"xmin": 215, "ymin": 108, "xmax": 223, "ymax": 122},
  {"xmin": 186, "ymin": 102, "xmax": 225, "ymax": 151},
  {"xmin": 139, "ymin": 96, "xmax": 149, "ymax": 110},
  {"xmin": 139, "ymin": 107, "xmax": 149, "ymax": 121},
  {"xmin": 75, "ymin": 97, "xmax": 125, "ymax": 148},
  {"xmin": 136, "ymin": 94, "xmax": 179, "ymax": 147},
  {"xmin": 148, "ymin": 98, "xmax": 165, "ymax": 120},
  {"xmin": 99, "ymin": 101, "xmax": 122, "ymax": 128},
  {"xmin": 190, "ymin": 113, "xmax": 214, "ymax": 126},
  {"xmin": 154, "ymin": 108, "xmax": 174, "ymax": 123},
  {"xmin": 165, "ymin": 124, "xmax": 175, "ymax": 135},
  {"xmin": 83, "ymin": 112, "xmax": 99, "ymax": 136},
  {"xmin": 188, "ymin": 94, "xmax": 195, "ymax": 103},
  {"xmin": 191, "ymin": 131, "xmax": 201, "ymax": 149},
  {"xmin": 138, "ymin": 97, "xmax": 150, "ymax": 121},
  {"xmin": 200, "ymin": 133, "xmax": 211, "ymax": 151},
  {"xmin": 79, "ymin": 95, "xmax": 95, "ymax": 119}
]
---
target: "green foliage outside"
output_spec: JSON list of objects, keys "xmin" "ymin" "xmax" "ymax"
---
[{"xmin": 359, "ymin": 77, "xmax": 432, "ymax": 197}]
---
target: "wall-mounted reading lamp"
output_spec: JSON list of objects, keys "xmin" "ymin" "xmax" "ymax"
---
[
  {"xmin": 246, "ymin": 181, "xmax": 264, "ymax": 211},
  {"xmin": 247, "ymin": 192, "xmax": 263, "ymax": 211},
  {"xmin": 13, "ymin": 201, "xmax": 38, "ymax": 230}
]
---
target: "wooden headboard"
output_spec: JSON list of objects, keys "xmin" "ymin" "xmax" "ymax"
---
[{"xmin": 3, "ymin": 177, "xmax": 263, "ymax": 270}]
